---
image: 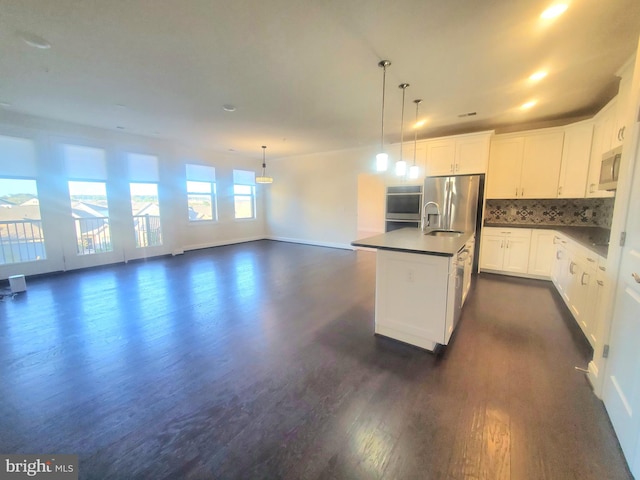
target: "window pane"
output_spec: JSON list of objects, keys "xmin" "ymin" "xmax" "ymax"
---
[
  {"xmin": 234, "ymin": 196, "xmax": 254, "ymax": 219},
  {"xmin": 0, "ymin": 178, "xmax": 46, "ymax": 264},
  {"xmin": 188, "ymin": 194, "xmax": 213, "ymax": 221},
  {"xmin": 187, "ymin": 181, "xmax": 211, "ymax": 194},
  {"xmin": 69, "ymin": 180, "xmax": 112, "ymax": 255},
  {"xmin": 234, "ymin": 184, "xmax": 253, "ymax": 195},
  {"xmin": 130, "ymin": 183, "xmax": 162, "ymax": 248}
]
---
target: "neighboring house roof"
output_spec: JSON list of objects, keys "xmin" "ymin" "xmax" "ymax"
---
[
  {"xmin": 20, "ymin": 198, "xmax": 40, "ymax": 206},
  {"xmin": 71, "ymin": 201, "xmax": 109, "ymax": 219},
  {"xmin": 0, "ymin": 198, "xmax": 16, "ymax": 207},
  {"xmin": 133, "ymin": 202, "xmax": 160, "ymax": 217},
  {"xmin": 0, "ymin": 205, "xmax": 42, "ymax": 222}
]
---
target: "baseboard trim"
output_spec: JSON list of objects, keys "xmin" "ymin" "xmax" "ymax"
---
[
  {"xmin": 183, "ymin": 236, "xmax": 267, "ymax": 252},
  {"xmin": 266, "ymin": 236, "xmax": 354, "ymax": 251}
]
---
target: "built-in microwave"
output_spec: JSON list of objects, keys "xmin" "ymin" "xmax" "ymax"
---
[{"xmin": 599, "ymin": 145, "xmax": 622, "ymax": 191}]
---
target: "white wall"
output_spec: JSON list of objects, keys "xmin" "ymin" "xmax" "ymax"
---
[
  {"xmin": 265, "ymin": 145, "xmax": 384, "ymax": 249},
  {"xmin": 0, "ymin": 111, "xmax": 266, "ymax": 280}
]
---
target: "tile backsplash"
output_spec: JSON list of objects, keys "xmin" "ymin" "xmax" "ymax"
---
[{"xmin": 484, "ymin": 198, "xmax": 614, "ymax": 228}]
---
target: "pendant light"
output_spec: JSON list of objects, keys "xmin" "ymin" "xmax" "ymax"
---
[
  {"xmin": 395, "ymin": 83, "xmax": 409, "ymax": 177},
  {"xmin": 375, "ymin": 60, "xmax": 391, "ymax": 172},
  {"xmin": 256, "ymin": 145, "xmax": 273, "ymax": 184},
  {"xmin": 409, "ymin": 99, "xmax": 422, "ymax": 180}
]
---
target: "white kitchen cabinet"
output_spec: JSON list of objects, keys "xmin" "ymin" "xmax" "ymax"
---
[
  {"xmin": 425, "ymin": 139, "xmax": 455, "ymax": 176},
  {"xmin": 425, "ymin": 131, "xmax": 492, "ymax": 176},
  {"xmin": 374, "ymin": 249, "xmax": 458, "ymax": 350},
  {"xmin": 558, "ymin": 121, "xmax": 593, "ymax": 198},
  {"xmin": 551, "ymin": 235, "xmax": 570, "ymax": 300},
  {"xmin": 480, "ymin": 227, "xmax": 531, "ymax": 274},
  {"xmin": 487, "ymin": 130, "xmax": 564, "ymax": 199},
  {"xmin": 550, "ymin": 232, "xmax": 606, "ymax": 349},
  {"xmin": 486, "ymin": 137, "xmax": 523, "ymax": 198},
  {"xmin": 586, "ymin": 100, "xmax": 616, "ymax": 198},
  {"xmin": 527, "ymin": 229, "xmax": 556, "ymax": 278}
]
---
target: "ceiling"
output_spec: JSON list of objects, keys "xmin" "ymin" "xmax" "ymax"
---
[{"xmin": 1, "ymin": 0, "xmax": 640, "ymax": 160}]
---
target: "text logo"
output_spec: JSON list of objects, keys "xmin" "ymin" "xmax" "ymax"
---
[{"xmin": 0, "ymin": 455, "xmax": 78, "ymax": 480}]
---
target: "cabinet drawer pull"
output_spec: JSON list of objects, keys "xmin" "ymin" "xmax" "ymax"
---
[
  {"xmin": 556, "ymin": 250, "xmax": 562, "ymax": 260},
  {"xmin": 506, "ymin": 240, "xmax": 510, "ymax": 249},
  {"xmin": 581, "ymin": 272, "xmax": 589, "ymax": 286},
  {"xmin": 569, "ymin": 262, "xmax": 577, "ymax": 275},
  {"xmin": 558, "ymin": 186, "xmax": 562, "ymax": 196},
  {"xmin": 587, "ymin": 257, "xmax": 595, "ymax": 263},
  {"xmin": 599, "ymin": 266, "xmax": 606, "ymax": 271},
  {"xmin": 633, "ymin": 272, "xmax": 640, "ymax": 284},
  {"xmin": 597, "ymin": 280, "xmax": 604, "ymax": 286}
]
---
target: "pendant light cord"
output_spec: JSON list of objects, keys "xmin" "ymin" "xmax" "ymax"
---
[
  {"xmin": 262, "ymin": 146, "xmax": 267, "ymax": 176},
  {"xmin": 380, "ymin": 62, "xmax": 389, "ymax": 152},
  {"xmin": 399, "ymin": 84, "xmax": 409, "ymax": 161},
  {"xmin": 413, "ymin": 99, "xmax": 422, "ymax": 166}
]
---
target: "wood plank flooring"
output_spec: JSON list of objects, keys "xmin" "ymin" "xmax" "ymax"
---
[{"xmin": 0, "ymin": 240, "xmax": 632, "ymax": 479}]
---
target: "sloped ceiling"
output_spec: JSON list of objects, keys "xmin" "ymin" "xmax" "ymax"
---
[{"xmin": 1, "ymin": 0, "xmax": 639, "ymax": 159}]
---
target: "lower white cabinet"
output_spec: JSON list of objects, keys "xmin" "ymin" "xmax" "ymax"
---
[
  {"xmin": 528, "ymin": 230, "xmax": 556, "ymax": 277},
  {"xmin": 480, "ymin": 228, "xmax": 531, "ymax": 275},
  {"xmin": 551, "ymin": 233, "xmax": 605, "ymax": 349}
]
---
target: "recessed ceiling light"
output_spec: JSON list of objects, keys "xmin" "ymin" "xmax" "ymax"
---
[
  {"xmin": 19, "ymin": 32, "xmax": 52, "ymax": 49},
  {"xmin": 222, "ymin": 104, "xmax": 236, "ymax": 112},
  {"xmin": 414, "ymin": 120, "xmax": 427, "ymax": 128},
  {"xmin": 521, "ymin": 100, "xmax": 537, "ymax": 110},
  {"xmin": 116, "ymin": 126, "xmax": 125, "ymax": 130},
  {"xmin": 529, "ymin": 71, "xmax": 548, "ymax": 81},
  {"xmin": 541, "ymin": 4, "xmax": 568, "ymax": 19}
]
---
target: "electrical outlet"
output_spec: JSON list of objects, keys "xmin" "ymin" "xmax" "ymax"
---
[
  {"xmin": 510, "ymin": 208, "xmax": 517, "ymax": 216},
  {"xmin": 584, "ymin": 209, "xmax": 593, "ymax": 217}
]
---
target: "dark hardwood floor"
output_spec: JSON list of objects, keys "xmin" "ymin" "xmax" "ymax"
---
[{"xmin": 0, "ymin": 240, "xmax": 632, "ymax": 479}]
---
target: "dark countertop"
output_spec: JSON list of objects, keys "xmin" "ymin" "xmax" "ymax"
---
[
  {"xmin": 484, "ymin": 223, "xmax": 610, "ymax": 258},
  {"xmin": 351, "ymin": 227, "xmax": 472, "ymax": 257}
]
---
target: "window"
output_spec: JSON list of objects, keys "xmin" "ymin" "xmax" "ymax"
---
[
  {"xmin": 68, "ymin": 181, "xmax": 112, "ymax": 255},
  {"xmin": 130, "ymin": 183, "xmax": 162, "ymax": 247},
  {"xmin": 186, "ymin": 164, "xmax": 217, "ymax": 221},
  {"xmin": 0, "ymin": 178, "xmax": 46, "ymax": 264},
  {"xmin": 233, "ymin": 170, "xmax": 256, "ymax": 220}
]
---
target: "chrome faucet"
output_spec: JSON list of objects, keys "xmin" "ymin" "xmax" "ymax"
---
[{"xmin": 422, "ymin": 201, "xmax": 441, "ymax": 231}]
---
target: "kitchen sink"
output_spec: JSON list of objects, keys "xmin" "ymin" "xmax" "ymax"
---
[{"xmin": 425, "ymin": 230, "xmax": 464, "ymax": 237}]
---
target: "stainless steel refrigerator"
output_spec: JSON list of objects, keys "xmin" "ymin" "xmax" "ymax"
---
[{"xmin": 422, "ymin": 175, "xmax": 480, "ymax": 233}]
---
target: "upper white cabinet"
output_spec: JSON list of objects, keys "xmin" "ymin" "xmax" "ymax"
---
[
  {"xmin": 425, "ymin": 131, "xmax": 492, "ymax": 176},
  {"xmin": 487, "ymin": 130, "xmax": 564, "ymax": 199},
  {"xmin": 586, "ymin": 58, "xmax": 634, "ymax": 198},
  {"xmin": 558, "ymin": 121, "xmax": 593, "ymax": 198}
]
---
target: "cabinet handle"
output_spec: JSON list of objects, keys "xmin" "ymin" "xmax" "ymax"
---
[
  {"xmin": 569, "ymin": 262, "xmax": 577, "ymax": 275},
  {"xmin": 597, "ymin": 280, "xmax": 604, "ymax": 286},
  {"xmin": 581, "ymin": 272, "xmax": 589, "ymax": 286},
  {"xmin": 506, "ymin": 240, "xmax": 510, "ymax": 248},
  {"xmin": 599, "ymin": 266, "xmax": 606, "ymax": 271},
  {"xmin": 556, "ymin": 250, "xmax": 562, "ymax": 260},
  {"xmin": 558, "ymin": 186, "xmax": 562, "ymax": 196},
  {"xmin": 589, "ymin": 183, "xmax": 595, "ymax": 193},
  {"xmin": 586, "ymin": 257, "xmax": 595, "ymax": 263},
  {"xmin": 500, "ymin": 240, "xmax": 504, "ymax": 248},
  {"xmin": 633, "ymin": 272, "xmax": 640, "ymax": 284},
  {"xmin": 450, "ymin": 164, "xmax": 454, "ymax": 173},
  {"xmin": 619, "ymin": 126, "xmax": 626, "ymax": 141}
]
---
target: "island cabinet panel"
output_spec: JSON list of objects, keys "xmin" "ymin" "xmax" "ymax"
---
[{"xmin": 374, "ymin": 250, "xmax": 452, "ymax": 350}]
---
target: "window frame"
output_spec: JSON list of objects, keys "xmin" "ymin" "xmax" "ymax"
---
[
  {"xmin": 233, "ymin": 170, "xmax": 256, "ymax": 221},
  {"xmin": 67, "ymin": 179, "xmax": 113, "ymax": 256}
]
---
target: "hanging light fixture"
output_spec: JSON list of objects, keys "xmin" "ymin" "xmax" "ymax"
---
[
  {"xmin": 256, "ymin": 145, "xmax": 273, "ymax": 184},
  {"xmin": 409, "ymin": 99, "xmax": 422, "ymax": 180},
  {"xmin": 375, "ymin": 60, "xmax": 391, "ymax": 172},
  {"xmin": 395, "ymin": 83, "xmax": 409, "ymax": 176}
]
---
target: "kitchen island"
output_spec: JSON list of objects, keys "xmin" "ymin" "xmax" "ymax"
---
[{"xmin": 352, "ymin": 228, "xmax": 474, "ymax": 352}]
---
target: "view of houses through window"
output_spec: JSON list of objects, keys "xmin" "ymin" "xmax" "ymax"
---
[
  {"xmin": 68, "ymin": 180, "xmax": 112, "ymax": 255},
  {"xmin": 130, "ymin": 183, "xmax": 163, "ymax": 248},
  {"xmin": 187, "ymin": 181, "xmax": 216, "ymax": 221},
  {"xmin": 0, "ymin": 178, "xmax": 46, "ymax": 265},
  {"xmin": 233, "ymin": 170, "xmax": 256, "ymax": 220}
]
